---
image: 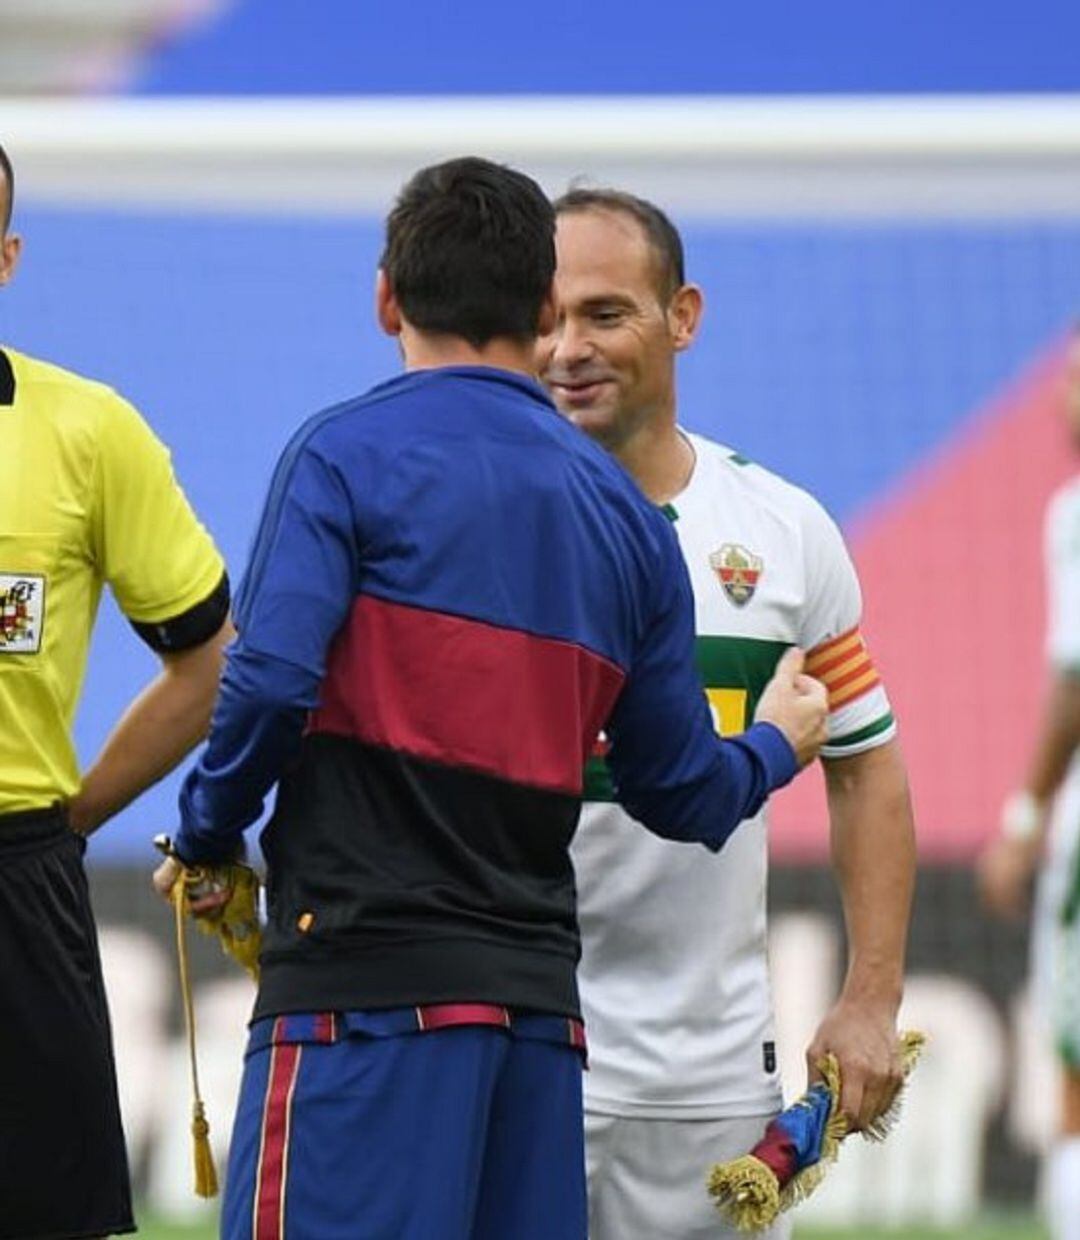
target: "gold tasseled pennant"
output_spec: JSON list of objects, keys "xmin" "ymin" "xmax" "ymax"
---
[
  {"xmin": 156, "ymin": 835, "xmax": 263, "ymax": 1198},
  {"xmin": 708, "ymin": 1030, "xmax": 926, "ymax": 1232}
]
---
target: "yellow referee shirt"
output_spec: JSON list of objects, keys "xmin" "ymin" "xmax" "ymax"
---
[{"xmin": 0, "ymin": 347, "xmax": 226, "ymax": 814}]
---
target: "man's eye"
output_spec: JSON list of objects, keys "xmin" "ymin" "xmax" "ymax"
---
[{"xmin": 592, "ymin": 310, "xmax": 622, "ymax": 324}]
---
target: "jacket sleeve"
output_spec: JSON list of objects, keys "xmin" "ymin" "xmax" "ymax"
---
[
  {"xmin": 175, "ymin": 440, "xmax": 359, "ymax": 864},
  {"xmin": 605, "ymin": 516, "xmax": 798, "ymax": 851}
]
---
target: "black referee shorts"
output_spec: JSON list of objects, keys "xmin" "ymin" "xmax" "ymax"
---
[{"xmin": 0, "ymin": 807, "xmax": 135, "ymax": 1240}]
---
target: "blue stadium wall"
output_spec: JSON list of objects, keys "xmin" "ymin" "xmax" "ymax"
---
[{"xmin": 126, "ymin": 0, "xmax": 1080, "ymax": 95}]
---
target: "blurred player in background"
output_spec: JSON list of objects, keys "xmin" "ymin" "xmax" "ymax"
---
[
  {"xmin": 155, "ymin": 157, "xmax": 828, "ymax": 1240},
  {"xmin": 0, "ymin": 141, "xmax": 232, "ymax": 1239},
  {"xmin": 978, "ymin": 325, "xmax": 1080, "ymax": 1240},
  {"xmin": 538, "ymin": 189, "xmax": 917, "ymax": 1240}
]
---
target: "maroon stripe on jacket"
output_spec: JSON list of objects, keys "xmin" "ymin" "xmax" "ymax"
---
[{"xmin": 309, "ymin": 593, "xmax": 625, "ymax": 795}]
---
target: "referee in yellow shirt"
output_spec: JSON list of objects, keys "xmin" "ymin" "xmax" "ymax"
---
[{"xmin": 0, "ymin": 143, "xmax": 232, "ymax": 1239}]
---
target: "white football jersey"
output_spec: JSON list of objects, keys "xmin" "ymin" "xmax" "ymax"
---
[
  {"xmin": 1044, "ymin": 475, "xmax": 1080, "ymax": 871},
  {"xmin": 1034, "ymin": 475, "xmax": 1080, "ymax": 1021},
  {"xmin": 1046, "ymin": 476, "xmax": 1080, "ymax": 674},
  {"xmin": 574, "ymin": 432, "xmax": 896, "ymax": 1118}
]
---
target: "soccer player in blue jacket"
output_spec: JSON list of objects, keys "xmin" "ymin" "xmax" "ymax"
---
[{"xmin": 154, "ymin": 157, "xmax": 827, "ymax": 1240}]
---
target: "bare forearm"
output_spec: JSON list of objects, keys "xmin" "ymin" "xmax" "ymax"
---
[
  {"xmin": 977, "ymin": 673, "xmax": 1080, "ymax": 919},
  {"xmin": 71, "ymin": 624, "xmax": 232, "ymax": 833},
  {"xmin": 805, "ymin": 740, "xmax": 916, "ymax": 1127},
  {"xmin": 1024, "ymin": 672, "xmax": 1080, "ymax": 804},
  {"xmin": 825, "ymin": 739, "xmax": 916, "ymax": 1005}
]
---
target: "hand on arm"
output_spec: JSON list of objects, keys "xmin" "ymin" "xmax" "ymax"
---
[
  {"xmin": 754, "ymin": 647, "xmax": 829, "ymax": 768},
  {"xmin": 977, "ymin": 669, "xmax": 1080, "ymax": 920},
  {"xmin": 69, "ymin": 617, "xmax": 234, "ymax": 835},
  {"xmin": 805, "ymin": 739, "xmax": 916, "ymax": 1132}
]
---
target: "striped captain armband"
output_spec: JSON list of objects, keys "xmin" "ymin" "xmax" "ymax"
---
[{"xmin": 804, "ymin": 626, "xmax": 882, "ymax": 712}]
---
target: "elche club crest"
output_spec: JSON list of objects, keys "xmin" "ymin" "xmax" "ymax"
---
[{"xmin": 709, "ymin": 543, "xmax": 763, "ymax": 607}]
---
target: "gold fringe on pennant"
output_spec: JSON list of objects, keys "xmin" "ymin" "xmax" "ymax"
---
[
  {"xmin": 860, "ymin": 1030, "xmax": 926, "ymax": 1143},
  {"xmin": 185, "ymin": 861, "xmax": 262, "ymax": 982},
  {"xmin": 706, "ymin": 1155, "xmax": 781, "ymax": 1233},
  {"xmin": 708, "ymin": 1029, "xmax": 927, "ymax": 1233}
]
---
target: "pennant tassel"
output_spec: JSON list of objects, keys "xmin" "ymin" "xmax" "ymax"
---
[
  {"xmin": 172, "ymin": 878, "xmax": 220, "ymax": 1199},
  {"xmin": 191, "ymin": 1098, "xmax": 219, "ymax": 1199}
]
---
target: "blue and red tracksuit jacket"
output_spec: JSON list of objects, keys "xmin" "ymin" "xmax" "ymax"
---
[{"xmin": 175, "ymin": 366, "xmax": 796, "ymax": 1021}]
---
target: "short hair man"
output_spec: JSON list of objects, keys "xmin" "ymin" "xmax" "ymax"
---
[
  {"xmin": 0, "ymin": 142, "xmax": 232, "ymax": 1239},
  {"xmin": 979, "ymin": 325, "xmax": 1080, "ymax": 1240},
  {"xmin": 538, "ymin": 189, "xmax": 917, "ymax": 1240},
  {"xmin": 154, "ymin": 157, "xmax": 827, "ymax": 1239}
]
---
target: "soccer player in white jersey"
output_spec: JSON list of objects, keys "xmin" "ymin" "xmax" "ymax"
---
[
  {"xmin": 537, "ymin": 189, "xmax": 917, "ymax": 1239},
  {"xmin": 979, "ymin": 327, "xmax": 1080, "ymax": 1240}
]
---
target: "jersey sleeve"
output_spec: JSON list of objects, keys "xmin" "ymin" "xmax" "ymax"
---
[
  {"xmin": 91, "ymin": 393, "xmax": 227, "ymax": 651},
  {"xmin": 606, "ymin": 513, "xmax": 798, "ymax": 850},
  {"xmin": 175, "ymin": 436, "xmax": 361, "ymax": 863},
  {"xmin": 796, "ymin": 492, "xmax": 896, "ymax": 758},
  {"xmin": 1045, "ymin": 487, "xmax": 1080, "ymax": 672}
]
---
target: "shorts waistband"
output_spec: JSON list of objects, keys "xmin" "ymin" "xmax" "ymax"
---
[
  {"xmin": 248, "ymin": 1006, "xmax": 587, "ymax": 1058},
  {"xmin": 0, "ymin": 804, "xmax": 71, "ymax": 854}
]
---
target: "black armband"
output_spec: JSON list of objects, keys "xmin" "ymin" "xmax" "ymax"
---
[
  {"xmin": 0, "ymin": 350, "xmax": 15, "ymax": 405},
  {"xmin": 129, "ymin": 571, "xmax": 230, "ymax": 653}
]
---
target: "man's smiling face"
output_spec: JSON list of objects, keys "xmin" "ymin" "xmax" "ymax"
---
[{"xmin": 538, "ymin": 207, "xmax": 680, "ymax": 451}]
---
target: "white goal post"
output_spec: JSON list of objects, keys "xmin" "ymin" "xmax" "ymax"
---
[{"xmin": 4, "ymin": 94, "xmax": 1080, "ymax": 217}]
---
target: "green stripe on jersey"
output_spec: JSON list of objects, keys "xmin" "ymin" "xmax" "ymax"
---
[
  {"xmin": 584, "ymin": 634, "xmax": 792, "ymax": 803},
  {"xmin": 584, "ymin": 754, "xmax": 615, "ymax": 801},
  {"xmin": 826, "ymin": 712, "xmax": 895, "ymax": 750},
  {"xmin": 695, "ymin": 635, "xmax": 792, "ymax": 713}
]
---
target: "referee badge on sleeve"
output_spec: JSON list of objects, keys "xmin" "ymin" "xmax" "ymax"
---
[{"xmin": 0, "ymin": 574, "xmax": 45, "ymax": 653}]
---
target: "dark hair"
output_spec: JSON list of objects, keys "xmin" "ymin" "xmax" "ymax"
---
[
  {"xmin": 381, "ymin": 157, "xmax": 555, "ymax": 349},
  {"xmin": 0, "ymin": 143, "xmax": 13, "ymax": 233},
  {"xmin": 553, "ymin": 187, "xmax": 685, "ymax": 301}
]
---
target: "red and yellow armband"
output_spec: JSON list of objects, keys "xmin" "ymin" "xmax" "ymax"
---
[{"xmin": 805, "ymin": 627, "xmax": 882, "ymax": 712}]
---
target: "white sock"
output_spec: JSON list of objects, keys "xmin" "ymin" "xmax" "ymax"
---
[{"xmin": 1048, "ymin": 1137, "xmax": 1080, "ymax": 1240}]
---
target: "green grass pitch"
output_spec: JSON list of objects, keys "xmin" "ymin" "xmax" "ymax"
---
[
  {"xmin": 133, "ymin": 1214, "xmax": 1046, "ymax": 1239},
  {"xmin": 796, "ymin": 1221, "xmax": 1046, "ymax": 1240}
]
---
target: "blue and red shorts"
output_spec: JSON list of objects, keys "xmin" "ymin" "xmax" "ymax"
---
[{"xmin": 222, "ymin": 1005, "xmax": 588, "ymax": 1240}]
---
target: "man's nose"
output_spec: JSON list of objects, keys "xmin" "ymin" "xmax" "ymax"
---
[{"xmin": 548, "ymin": 319, "xmax": 594, "ymax": 368}]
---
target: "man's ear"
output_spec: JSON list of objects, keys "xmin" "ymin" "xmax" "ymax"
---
[
  {"xmin": 375, "ymin": 268, "xmax": 402, "ymax": 337},
  {"xmin": 668, "ymin": 283, "xmax": 704, "ymax": 354},
  {"xmin": 0, "ymin": 233, "xmax": 22, "ymax": 286}
]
